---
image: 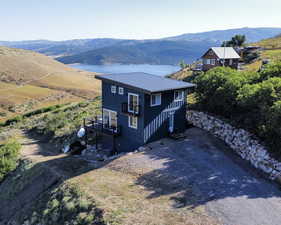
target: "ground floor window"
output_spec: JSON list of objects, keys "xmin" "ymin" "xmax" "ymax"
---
[
  {"xmin": 128, "ymin": 115, "xmax": 138, "ymax": 129},
  {"xmin": 103, "ymin": 109, "xmax": 117, "ymax": 129}
]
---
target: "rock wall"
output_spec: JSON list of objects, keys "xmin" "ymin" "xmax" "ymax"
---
[{"xmin": 186, "ymin": 110, "xmax": 281, "ymax": 182}]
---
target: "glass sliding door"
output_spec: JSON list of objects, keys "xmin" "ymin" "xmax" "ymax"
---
[{"xmin": 103, "ymin": 109, "xmax": 117, "ymax": 129}]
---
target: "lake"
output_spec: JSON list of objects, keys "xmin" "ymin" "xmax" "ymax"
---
[{"xmin": 69, "ymin": 63, "xmax": 180, "ymax": 76}]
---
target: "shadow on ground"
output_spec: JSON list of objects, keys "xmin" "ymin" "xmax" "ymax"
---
[{"xmin": 133, "ymin": 128, "xmax": 281, "ymax": 225}]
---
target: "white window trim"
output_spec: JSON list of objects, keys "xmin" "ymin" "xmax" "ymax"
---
[
  {"xmin": 150, "ymin": 93, "xmax": 162, "ymax": 107},
  {"xmin": 174, "ymin": 90, "xmax": 184, "ymax": 102},
  {"xmin": 102, "ymin": 108, "xmax": 117, "ymax": 128},
  {"xmin": 210, "ymin": 59, "xmax": 216, "ymax": 65},
  {"xmin": 118, "ymin": 87, "xmax": 124, "ymax": 95},
  {"xmin": 111, "ymin": 85, "xmax": 116, "ymax": 94},
  {"xmin": 128, "ymin": 115, "xmax": 138, "ymax": 129},
  {"xmin": 128, "ymin": 93, "xmax": 139, "ymax": 113}
]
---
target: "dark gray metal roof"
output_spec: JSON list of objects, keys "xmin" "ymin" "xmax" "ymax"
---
[{"xmin": 95, "ymin": 72, "xmax": 195, "ymax": 93}]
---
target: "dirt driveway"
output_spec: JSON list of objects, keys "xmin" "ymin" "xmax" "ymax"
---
[{"xmin": 111, "ymin": 128, "xmax": 281, "ymax": 225}]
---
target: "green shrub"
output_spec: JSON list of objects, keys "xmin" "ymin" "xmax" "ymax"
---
[
  {"xmin": 260, "ymin": 61, "xmax": 281, "ymax": 81},
  {"xmin": 0, "ymin": 140, "xmax": 21, "ymax": 182},
  {"xmin": 193, "ymin": 62, "xmax": 281, "ymax": 157},
  {"xmin": 194, "ymin": 67, "xmax": 259, "ymax": 116}
]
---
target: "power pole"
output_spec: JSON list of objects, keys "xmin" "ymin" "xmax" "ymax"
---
[{"xmin": 223, "ymin": 41, "xmax": 226, "ymax": 67}]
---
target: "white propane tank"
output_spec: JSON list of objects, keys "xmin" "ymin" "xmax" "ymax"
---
[{"xmin": 77, "ymin": 127, "xmax": 86, "ymax": 138}]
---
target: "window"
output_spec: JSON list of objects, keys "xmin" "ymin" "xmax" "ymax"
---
[
  {"xmin": 210, "ymin": 59, "xmax": 216, "ymax": 65},
  {"xmin": 174, "ymin": 90, "xmax": 184, "ymax": 101},
  {"xmin": 229, "ymin": 59, "xmax": 233, "ymax": 65},
  {"xmin": 150, "ymin": 93, "xmax": 161, "ymax": 106},
  {"xmin": 204, "ymin": 59, "xmax": 211, "ymax": 65},
  {"xmin": 111, "ymin": 85, "xmax": 116, "ymax": 94},
  {"xmin": 128, "ymin": 115, "xmax": 138, "ymax": 129},
  {"xmin": 128, "ymin": 93, "xmax": 139, "ymax": 113},
  {"xmin": 103, "ymin": 109, "xmax": 117, "ymax": 129},
  {"xmin": 118, "ymin": 87, "xmax": 124, "ymax": 95}
]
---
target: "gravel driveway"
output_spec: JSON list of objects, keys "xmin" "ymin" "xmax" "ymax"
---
[{"xmin": 119, "ymin": 128, "xmax": 281, "ymax": 225}]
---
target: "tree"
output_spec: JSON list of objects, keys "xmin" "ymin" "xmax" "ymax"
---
[
  {"xmin": 221, "ymin": 35, "xmax": 246, "ymax": 47},
  {"xmin": 179, "ymin": 60, "xmax": 188, "ymax": 69}
]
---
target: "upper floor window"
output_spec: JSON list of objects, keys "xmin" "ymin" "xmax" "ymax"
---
[
  {"xmin": 111, "ymin": 85, "xmax": 116, "ymax": 94},
  {"xmin": 174, "ymin": 90, "xmax": 184, "ymax": 102},
  {"xmin": 150, "ymin": 93, "xmax": 161, "ymax": 106},
  {"xmin": 118, "ymin": 87, "xmax": 124, "ymax": 95},
  {"xmin": 128, "ymin": 93, "xmax": 139, "ymax": 113}
]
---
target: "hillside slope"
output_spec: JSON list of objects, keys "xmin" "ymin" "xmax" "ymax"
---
[
  {"xmin": 0, "ymin": 46, "xmax": 100, "ymax": 121},
  {"xmin": 244, "ymin": 35, "xmax": 281, "ymax": 71},
  {"xmin": 253, "ymin": 34, "xmax": 281, "ymax": 49}
]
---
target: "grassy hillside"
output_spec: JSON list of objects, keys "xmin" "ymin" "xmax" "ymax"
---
[
  {"xmin": 253, "ymin": 34, "xmax": 281, "ymax": 49},
  {"xmin": 0, "ymin": 46, "xmax": 100, "ymax": 121},
  {"xmin": 244, "ymin": 35, "xmax": 281, "ymax": 71}
]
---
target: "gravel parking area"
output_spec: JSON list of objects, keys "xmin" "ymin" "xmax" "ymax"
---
[{"xmin": 114, "ymin": 128, "xmax": 281, "ymax": 225}]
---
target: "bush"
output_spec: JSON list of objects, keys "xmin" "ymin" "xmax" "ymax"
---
[
  {"xmin": 194, "ymin": 67, "xmax": 259, "ymax": 116},
  {"xmin": 0, "ymin": 140, "xmax": 21, "ymax": 182},
  {"xmin": 260, "ymin": 61, "xmax": 281, "ymax": 81},
  {"xmin": 193, "ymin": 62, "xmax": 281, "ymax": 157}
]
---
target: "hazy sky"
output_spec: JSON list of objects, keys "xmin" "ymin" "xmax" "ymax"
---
[{"xmin": 1, "ymin": 0, "xmax": 280, "ymax": 41}]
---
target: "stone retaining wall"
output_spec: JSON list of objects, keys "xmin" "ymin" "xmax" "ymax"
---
[{"xmin": 186, "ymin": 110, "xmax": 281, "ymax": 182}]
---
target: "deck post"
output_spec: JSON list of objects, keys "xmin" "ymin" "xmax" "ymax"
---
[
  {"xmin": 84, "ymin": 118, "xmax": 88, "ymax": 146},
  {"xmin": 95, "ymin": 116, "xmax": 98, "ymax": 150}
]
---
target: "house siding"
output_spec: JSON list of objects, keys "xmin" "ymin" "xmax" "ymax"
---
[
  {"xmin": 102, "ymin": 81, "xmax": 145, "ymax": 152},
  {"xmin": 143, "ymin": 89, "xmax": 187, "ymax": 143},
  {"xmin": 202, "ymin": 49, "xmax": 239, "ymax": 71}
]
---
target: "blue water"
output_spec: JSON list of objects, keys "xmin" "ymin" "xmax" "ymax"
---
[{"xmin": 69, "ymin": 63, "xmax": 180, "ymax": 76}]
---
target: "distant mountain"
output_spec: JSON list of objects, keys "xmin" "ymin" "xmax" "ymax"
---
[
  {"xmin": 1, "ymin": 27, "xmax": 281, "ymax": 65},
  {"xmin": 0, "ymin": 38, "xmax": 125, "ymax": 57},
  {"xmin": 56, "ymin": 39, "xmax": 218, "ymax": 65},
  {"xmin": 165, "ymin": 27, "xmax": 281, "ymax": 43}
]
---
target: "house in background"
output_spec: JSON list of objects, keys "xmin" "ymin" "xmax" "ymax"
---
[
  {"xmin": 201, "ymin": 47, "xmax": 241, "ymax": 71},
  {"xmin": 91, "ymin": 72, "xmax": 195, "ymax": 153}
]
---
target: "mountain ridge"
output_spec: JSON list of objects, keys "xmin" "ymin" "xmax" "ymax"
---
[{"xmin": 1, "ymin": 27, "xmax": 281, "ymax": 65}]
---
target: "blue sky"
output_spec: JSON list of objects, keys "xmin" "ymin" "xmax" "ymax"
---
[{"xmin": 1, "ymin": 0, "xmax": 280, "ymax": 41}]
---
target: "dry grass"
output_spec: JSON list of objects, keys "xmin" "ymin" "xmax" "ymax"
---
[
  {"xmin": 0, "ymin": 46, "xmax": 101, "ymax": 120},
  {"xmin": 169, "ymin": 67, "xmax": 193, "ymax": 80},
  {"xmin": 261, "ymin": 49, "xmax": 281, "ymax": 62},
  {"xmin": 244, "ymin": 60, "xmax": 262, "ymax": 72},
  {"xmin": 253, "ymin": 35, "xmax": 281, "ymax": 49}
]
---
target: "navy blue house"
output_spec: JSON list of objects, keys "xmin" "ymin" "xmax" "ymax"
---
[{"xmin": 93, "ymin": 72, "xmax": 194, "ymax": 153}]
